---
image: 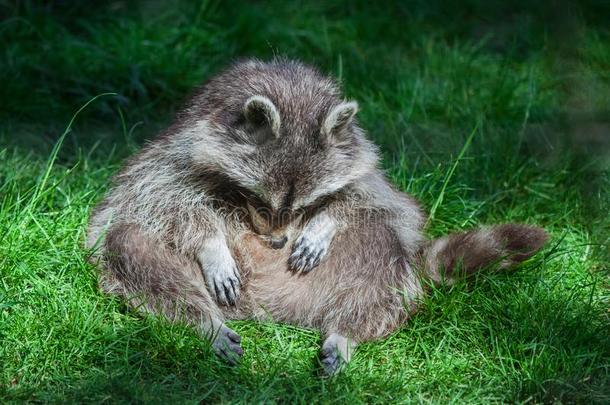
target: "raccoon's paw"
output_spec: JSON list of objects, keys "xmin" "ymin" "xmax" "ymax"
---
[
  {"xmin": 199, "ymin": 237, "xmax": 241, "ymax": 306},
  {"xmin": 289, "ymin": 212, "xmax": 337, "ymax": 274},
  {"xmin": 289, "ymin": 234, "xmax": 328, "ymax": 273},
  {"xmin": 210, "ymin": 324, "xmax": 243, "ymax": 365},
  {"xmin": 320, "ymin": 333, "xmax": 356, "ymax": 376},
  {"xmin": 207, "ymin": 262, "xmax": 241, "ymax": 306}
]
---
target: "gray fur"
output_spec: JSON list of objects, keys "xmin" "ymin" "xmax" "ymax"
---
[{"xmin": 86, "ymin": 59, "xmax": 548, "ymax": 373}]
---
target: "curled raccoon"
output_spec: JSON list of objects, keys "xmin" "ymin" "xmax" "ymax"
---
[{"xmin": 86, "ymin": 59, "xmax": 548, "ymax": 375}]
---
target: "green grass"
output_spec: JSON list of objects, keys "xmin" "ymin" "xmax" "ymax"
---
[{"xmin": 1, "ymin": 1, "xmax": 608, "ymax": 403}]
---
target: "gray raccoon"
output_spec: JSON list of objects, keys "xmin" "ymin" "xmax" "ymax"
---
[{"xmin": 86, "ymin": 59, "xmax": 548, "ymax": 374}]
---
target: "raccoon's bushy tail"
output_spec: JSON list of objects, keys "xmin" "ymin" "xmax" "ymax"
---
[{"xmin": 420, "ymin": 224, "xmax": 548, "ymax": 286}]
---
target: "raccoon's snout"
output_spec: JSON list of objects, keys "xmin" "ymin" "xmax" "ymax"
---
[{"xmin": 269, "ymin": 236, "xmax": 288, "ymax": 250}]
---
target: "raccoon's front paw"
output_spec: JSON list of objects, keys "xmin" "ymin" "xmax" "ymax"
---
[
  {"xmin": 206, "ymin": 262, "xmax": 241, "ymax": 306},
  {"xmin": 199, "ymin": 237, "xmax": 241, "ymax": 306},
  {"xmin": 289, "ymin": 233, "xmax": 328, "ymax": 273},
  {"xmin": 289, "ymin": 212, "xmax": 337, "ymax": 273}
]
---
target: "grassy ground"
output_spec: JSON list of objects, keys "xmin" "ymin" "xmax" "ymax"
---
[{"xmin": 1, "ymin": 1, "xmax": 608, "ymax": 403}]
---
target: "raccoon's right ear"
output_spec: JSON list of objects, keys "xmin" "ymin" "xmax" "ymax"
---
[
  {"xmin": 244, "ymin": 95, "xmax": 281, "ymax": 139},
  {"xmin": 322, "ymin": 101, "xmax": 358, "ymax": 142}
]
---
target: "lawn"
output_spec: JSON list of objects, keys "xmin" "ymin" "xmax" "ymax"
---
[{"xmin": 0, "ymin": 1, "xmax": 608, "ymax": 403}]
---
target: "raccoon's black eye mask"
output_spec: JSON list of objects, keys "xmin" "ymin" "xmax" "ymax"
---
[{"xmin": 198, "ymin": 167, "xmax": 344, "ymax": 229}]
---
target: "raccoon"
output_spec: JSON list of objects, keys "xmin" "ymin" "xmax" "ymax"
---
[{"xmin": 86, "ymin": 59, "xmax": 548, "ymax": 375}]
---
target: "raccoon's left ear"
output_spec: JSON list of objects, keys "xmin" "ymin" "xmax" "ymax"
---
[
  {"xmin": 322, "ymin": 101, "xmax": 358, "ymax": 141},
  {"xmin": 244, "ymin": 95, "xmax": 281, "ymax": 139}
]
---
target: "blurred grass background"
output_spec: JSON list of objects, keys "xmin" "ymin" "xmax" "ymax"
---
[{"xmin": 0, "ymin": 0, "xmax": 608, "ymax": 403}]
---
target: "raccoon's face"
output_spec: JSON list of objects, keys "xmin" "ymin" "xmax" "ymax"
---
[
  {"xmin": 232, "ymin": 95, "xmax": 375, "ymax": 204},
  {"xmin": 192, "ymin": 94, "xmax": 378, "ymax": 244}
]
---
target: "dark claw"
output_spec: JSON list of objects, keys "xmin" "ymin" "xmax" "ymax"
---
[
  {"xmin": 214, "ymin": 284, "xmax": 226, "ymax": 306},
  {"xmin": 233, "ymin": 266, "xmax": 241, "ymax": 283},
  {"xmin": 224, "ymin": 284, "xmax": 235, "ymax": 306},
  {"xmin": 313, "ymin": 251, "xmax": 325, "ymax": 268},
  {"xmin": 229, "ymin": 278, "xmax": 240, "ymax": 298},
  {"xmin": 301, "ymin": 257, "xmax": 312, "ymax": 273},
  {"xmin": 219, "ymin": 345, "xmax": 243, "ymax": 365},
  {"xmin": 223, "ymin": 341, "xmax": 243, "ymax": 357},
  {"xmin": 227, "ymin": 329, "xmax": 241, "ymax": 343},
  {"xmin": 288, "ymin": 252, "xmax": 302, "ymax": 273}
]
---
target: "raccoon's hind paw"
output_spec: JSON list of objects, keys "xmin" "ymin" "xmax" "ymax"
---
[
  {"xmin": 320, "ymin": 333, "xmax": 356, "ymax": 376},
  {"xmin": 289, "ymin": 212, "xmax": 337, "ymax": 274},
  {"xmin": 320, "ymin": 346, "xmax": 346, "ymax": 376},
  {"xmin": 210, "ymin": 324, "xmax": 243, "ymax": 365}
]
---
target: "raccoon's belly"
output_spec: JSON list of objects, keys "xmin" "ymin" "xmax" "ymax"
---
[{"xmin": 233, "ymin": 232, "xmax": 320, "ymax": 324}]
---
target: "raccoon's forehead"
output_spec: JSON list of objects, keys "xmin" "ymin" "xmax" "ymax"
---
[
  {"xmin": 194, "ymin": 60, "xmax": 343, "ymax": 128},
  {"xmin": 232, "ymin": 92, "xmax": 340, "ymax": 136}
]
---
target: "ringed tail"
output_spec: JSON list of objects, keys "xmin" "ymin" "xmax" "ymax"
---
[{"xmin": 421, "ymin": 223, "xmax": 548, "ymax": 285}]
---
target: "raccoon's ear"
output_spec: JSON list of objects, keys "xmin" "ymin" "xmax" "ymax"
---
[
  {"xmin": 244, "ymin": 95, "xmax": 281, "ymax": 139},
  {"xmin": 322, "ymin": 101, "xmax": 358, "ymax": 141}
]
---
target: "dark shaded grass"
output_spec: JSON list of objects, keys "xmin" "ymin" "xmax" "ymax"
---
[{"xmin": 1, "ymin": 0, "xmax": 608, "ymax": 403}]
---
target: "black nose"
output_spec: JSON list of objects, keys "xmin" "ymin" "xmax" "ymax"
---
[{"xmin": 269, "ymin": 236, "xmax": 288, "ymax": 249}]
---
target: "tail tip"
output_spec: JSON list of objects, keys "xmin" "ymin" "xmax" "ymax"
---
[{"xmin": 496, "ymin": 223, "xmax": 549, "ymax": 261}]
